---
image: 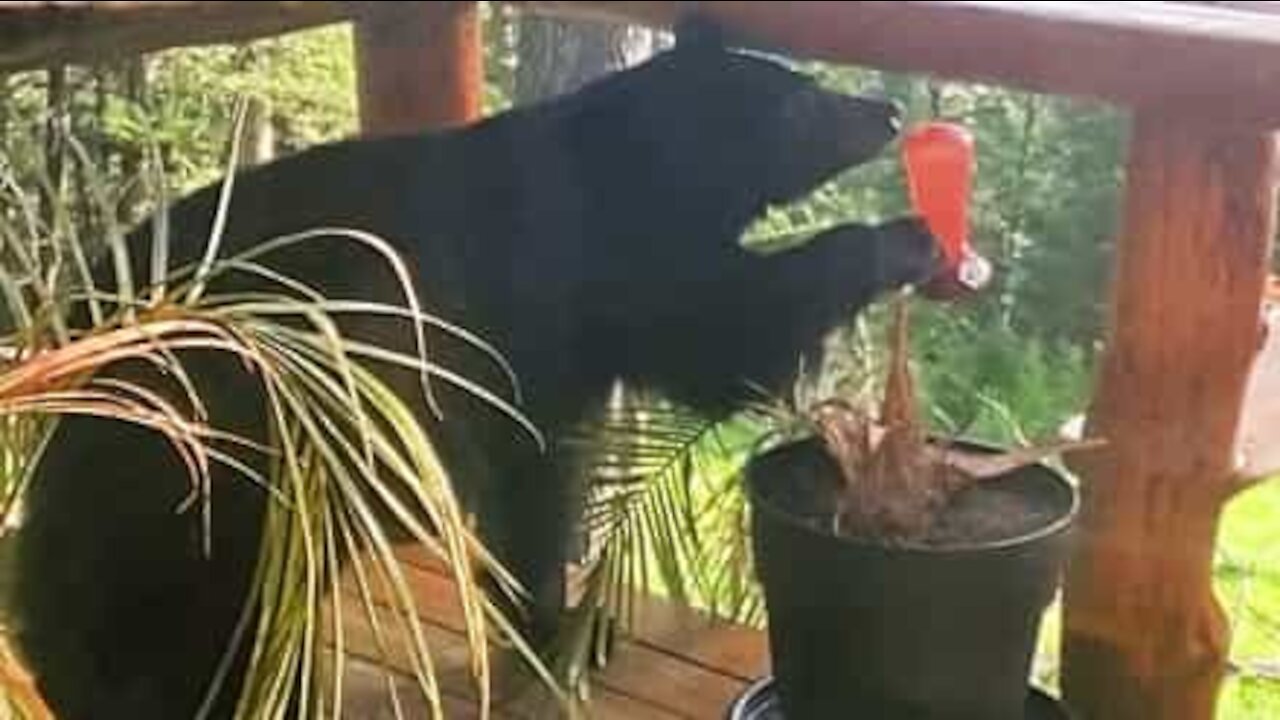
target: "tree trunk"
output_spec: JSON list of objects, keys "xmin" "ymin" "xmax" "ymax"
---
[
  {"xmin": 514, "ymin": 14, "xmax": 657, "ymax": 105},
  {"xmin": 231, "ymin": 47, "xmax": 274, "ymax": 168},
  {"xmin": 0, "ymin": 74, "xmax": 10, "ymax": 161},
  {"xmin": 117, "ymin": 56, "xmax": 148, "ymax": 223},
  {"xmin": 1061, "ymin": 115, "xmax": 1277, "ymax": 720},
  {"xmin": 236, "ymin": 96, "xmax": 274, "ymax": 167},
  {"xmin": 41, "ymin": 64, "xmax": 68, "ymax": 228}
]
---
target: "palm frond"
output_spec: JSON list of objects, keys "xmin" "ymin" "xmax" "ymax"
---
[{"xmin": 552, "ymin": 389, "xmax": 771, "ymax": 693}]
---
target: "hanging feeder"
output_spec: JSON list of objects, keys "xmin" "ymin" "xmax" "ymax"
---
[{"xmin": 903, "ymin": 122, "xmax": 992, "ymax": 300}]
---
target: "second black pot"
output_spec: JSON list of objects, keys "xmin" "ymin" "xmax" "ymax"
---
[{"xmin": 746, "ymin": 438, "xmax": 1078, "ymax": 720}]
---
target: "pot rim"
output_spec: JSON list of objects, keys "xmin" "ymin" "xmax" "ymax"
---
[
  {"xmin": 724, "ymin": 675, "xmax": 1073, "ymax": 720},
  {"xmin": 745, "ymin": 435, "xmax": 1080, "ymax": 555}
]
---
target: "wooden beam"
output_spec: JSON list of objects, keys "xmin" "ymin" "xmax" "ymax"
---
[
  {"xmin": 8, "ymin": 2, "xmax": 1280, "ymax": 125},
  {"xmin": 514, "ymin": 1, "xmax": 1280, "ymax": 127},
  {"xmin": 0, "ymin": 2, "xmax": 347, "ymax": 72},
  {"xmin": 353, "ymin": 1, "xmax": 482, "ymax": 136},
  {"xmin": 1061, "ymin": 116, "xmax": 1278, "ymax": 719}
]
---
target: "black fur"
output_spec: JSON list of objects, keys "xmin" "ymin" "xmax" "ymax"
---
[{"xmin": 13, "ymin": 30, "xmax": 938, "ymax": 719}]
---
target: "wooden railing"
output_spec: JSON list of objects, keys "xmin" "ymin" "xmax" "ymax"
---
[{"xmin": 3, "ymin": 3, "xmax": 1279, "ymax": 718}]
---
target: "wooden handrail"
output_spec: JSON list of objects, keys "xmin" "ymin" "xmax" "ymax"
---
[
  {"xmin": 517, "ymin": 1, "xmax": 1280, "ymax": 127},
  {"xmin": 7, "ymin": 2, "xmax": 1280, "ymax": 126},
  {"xmin": 0, "ymin": 1, "xmax": 346, "ymax": 72}
]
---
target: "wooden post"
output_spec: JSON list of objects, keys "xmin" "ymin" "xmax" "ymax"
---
[
  {"xmin": 1062, "ymin": 115, "xmax": 1277, "ymax": 719},
  {"xmin": 353, "ymin": 1, "xmax": 482, "ymax": 136}
]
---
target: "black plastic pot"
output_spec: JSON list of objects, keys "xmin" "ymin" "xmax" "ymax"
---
[
  {"xmin": 746, "ymin": 438, "xmax": 1078, "ymax": 720},
  {"xmin": 726, "ymin": 677, "xmax": 1072, "ymax": 720}
]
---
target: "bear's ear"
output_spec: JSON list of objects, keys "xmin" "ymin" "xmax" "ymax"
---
[{"xmin": 674, "ymin": 15, "xmax": 728, "ymax": 53}]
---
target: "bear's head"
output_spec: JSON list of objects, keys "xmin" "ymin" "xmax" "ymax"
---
[{"xmin": 560, "ymin": 17, "xmax": 902, "ymax": 241}]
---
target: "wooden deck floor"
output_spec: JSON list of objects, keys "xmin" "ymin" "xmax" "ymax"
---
[{"xmin": 338, "ymin": 550, "xmax": 768, "ymax": 719}]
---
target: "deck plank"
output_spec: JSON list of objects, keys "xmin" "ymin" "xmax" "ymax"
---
[{"xmin": 331, "ymin": 549, "xmax": 768, "ymax": 718}]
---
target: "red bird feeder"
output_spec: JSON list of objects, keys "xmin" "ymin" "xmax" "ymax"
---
[{"xmin": 902, "ymin": 122, "xmax": 992, "ymax": 300}]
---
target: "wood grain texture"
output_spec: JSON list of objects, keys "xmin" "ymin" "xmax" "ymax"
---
[
  {"xmin": 518, "ymin": 1, "xmax": 1280, "ymax": 126},
  {"xmin": 353, "ymin": 2, "xmax": 482, "ymax": 136},
  {"xmin": 8, "ymin": 2, "xmax": 1280, "ymax": 125},
  {"xmin": 1061, "ymin": 115, "xmax": 1278, "ymax": 720},
  {"xmin": 332, "ymin": 551, "xmax": 766, "ymax": 718},
  {"xmin": 0, "ymin": 1, "xmax": 346, "ymax": 72}
]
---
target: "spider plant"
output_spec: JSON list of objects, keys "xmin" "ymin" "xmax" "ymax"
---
[{"xmin": 0, "ymin": 116, "xmax": 557, "ymax": 718}]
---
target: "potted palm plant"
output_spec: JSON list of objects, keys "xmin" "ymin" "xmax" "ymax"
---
[{"xmin": 731, "ymin": 124, "xmax": 1093, "ymax": 720}]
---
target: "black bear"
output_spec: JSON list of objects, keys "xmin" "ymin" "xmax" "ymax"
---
[{"xmin": 13, "ymin": 20, "xmax": 940, "ymax": 719}]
